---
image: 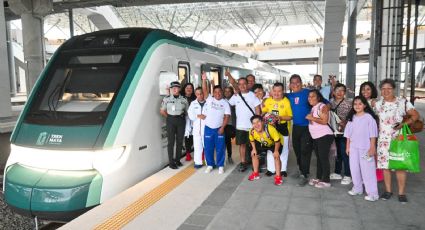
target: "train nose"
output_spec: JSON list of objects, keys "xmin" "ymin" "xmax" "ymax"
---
[{"xmin": 4, "ymin": 164, "xmax": 102, "ymax": 221}]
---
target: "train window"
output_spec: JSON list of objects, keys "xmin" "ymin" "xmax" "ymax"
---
[
  {"xmin": 25, "ymin": 49, "xmax": 137, "ymax": 125},
  {"xmin": 178, "ymin": 62, "xmax": 190, "ymax": 85}
]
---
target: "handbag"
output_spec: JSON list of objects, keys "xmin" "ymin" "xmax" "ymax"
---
[
  {"xmin": 388, "ymin": 124, "xmax": 421, "ymax": 173},
  {"xmin": 402, "ymin": 99, "xmax": 423, "ymax": 133}
]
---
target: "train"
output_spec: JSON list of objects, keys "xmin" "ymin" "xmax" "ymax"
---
[{"xmin": 2, "ymin": 28, "xmax": 288, "ymax": 221}]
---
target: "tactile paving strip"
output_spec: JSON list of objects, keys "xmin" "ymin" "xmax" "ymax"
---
[{"xmin": 94, "ymin": 164, "xmax": 195, "ymax": 230}]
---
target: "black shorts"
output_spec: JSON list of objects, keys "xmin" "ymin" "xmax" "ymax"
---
[
  {"xmin": 236, "ymin": 129, "xmax": 249, "ymax": 145},
  {"xmin": 254, "ymin": 141, "xmax": 283, "ymax": 156}
]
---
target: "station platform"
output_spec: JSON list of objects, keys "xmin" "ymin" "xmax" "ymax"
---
[{"xmin": 63, "ymin": 126, "xmax": 425, "ymax": 230}]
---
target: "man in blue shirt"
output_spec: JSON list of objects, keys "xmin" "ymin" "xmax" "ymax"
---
[
  {"xmin": 286, "ymin": 74, "xmax": 313, "ymax": 186},
  {"xmin": 312, "ymin": 74, "xmax": 336, "ymax": 101}
]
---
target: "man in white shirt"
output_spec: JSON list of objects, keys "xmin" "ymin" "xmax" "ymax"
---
[
  {"xmin": 202, "ymin": 73, "xmax": 230, "ymax": 174},
  {"xmin": 226, "ymin": 71, "xmax": 262, "ymax": 172}
]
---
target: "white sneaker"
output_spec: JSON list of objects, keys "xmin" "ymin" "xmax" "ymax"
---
[
  {"xmin": 365, "ymin": 195, "xmax": 379, "ymax": 202},
  {"xmin": 330, "ymin": 173, "xmax": 342, "ymax": 180},
  {"xmin": 218, "ymin": 167, "xmax": 224, "ymax": 174},
  {"xmin": 341, "ymin": 176, "xmax": 352, "ymax": 185},
  {"xmin": 204, "ymin": 166, "xmax": 213, "ymax": 173},
  {"xmin": 348, "ymin": 189, "xmax": 363, "ymax": 196}
]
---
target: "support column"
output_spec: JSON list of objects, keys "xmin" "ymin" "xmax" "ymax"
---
[
  {"xmin": 0, "ymin": 0, "xmax": 13, "ymax": 118},
  {"xmin": 21, "ymin": 13, "xmax": 45, "ymax": 93},
  {"xmin": 346, "ymin": 0, "xmax": 358, "ymax": 93},
  {"xmin": 321, "ymin": 0, "xmax": 346, "ymax": 83},
  {"xmin": 7, "ymin": 22, "xmax": 17, "ymax": 97},
  {"xmin": 368, "ymin": 0, "xmax": 378, "ymax": 84},
  {"xmin": 8, "ymin": 0, "xmax": 52, "ymax": 94}
]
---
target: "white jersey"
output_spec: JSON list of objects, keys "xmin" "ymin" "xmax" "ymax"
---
[
  {"xmin": 228, "ymin": 91, "xmax": 261, "ymax": 130},
  {"xmin": 188, "ymin": 100, "xmax": 207, "ymax": 136},
  {"xmin": 204, "ymin": 95, "xmax": 231, "ymax": 129}
]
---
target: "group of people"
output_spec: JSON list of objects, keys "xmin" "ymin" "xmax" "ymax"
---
[{"xmin": 160, "ymin": 72, "xmax": 421, "ymax": 203}]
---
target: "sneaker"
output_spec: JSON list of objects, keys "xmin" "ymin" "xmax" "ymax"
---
[
  {"xmin": 348, "ymin": 190, "xmax": 363, "ymax": 196},
  {"xmin": 398, "ymin": 195, "xmax": 408, "ymax": 204},
  {"xmin": 297, "ymin": 175, "xmax": 308, "ymax": 187},
  {"xmin": 380, "ymin": 192, "xmax": 393, "ymax": 200},
  {"xmin": 194, "ymin": 164, "xmax": 203, "ymax": 169},
  {"xmin": 341, "ymin": 176, "xmax": 352, "ymax": 185},
  {"xmin": 227, "ymin": 157, "xmax": 234, "ymax": 165},
  {"xmin": 365, "ymin": 195, "xmax": 379, "ymax": 202},
  {"xmin": 282, "ymin": 171, "xmax": 288, "ymax": 177},
  {"xmin": 315, "ymin": 182, "xmax": 331, "ymax": 188},
  {"xmin": 218, "ymin": 167, "xmax": 224, "ymax": 174},
  {"xmin": 175, "ymin": 161, "xmax": 183, "ymax": 167},
  {"xmin": 238, "ymin": 163, "xmax": 247, "ymax": 172},
  {"xmin": 274, "ymin": 176, "xmax": 283, "ymax": 186},
  {"xmin": 248, "ymin": 172, "xmax": 260, "ymax": 181},
  {"xmin": 204, "ymin": 166, "xmax": 213, "ymax": 173},
  {"xmin": 185, "ymin": 152, "xmax": 192, "ymax": 161},
  {"xmin": 265, "ymin": 171, "xmax": 275, "ymax": 177},
  {"xmin": 308, "ymin": 179, "xmax": 320, "ymax": 186},
  {"xmin": 330, "ymin": 173, "xmax": 342, "ymax": 180}
]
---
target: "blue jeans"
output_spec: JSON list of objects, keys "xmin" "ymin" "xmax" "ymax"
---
[
  {"xmin": 335, "ymin": 136, "xmax": 351, "ymax": 177},
  {"xmin": 204, "ymin": 126, "xmax": 226, "ymax": 167}
]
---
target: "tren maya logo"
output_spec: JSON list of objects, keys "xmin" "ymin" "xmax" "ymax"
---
[{"xmin": 36, "ymin": 132, "xmax": 63, "ymax": 145}]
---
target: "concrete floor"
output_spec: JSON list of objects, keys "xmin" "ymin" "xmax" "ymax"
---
[{"xmin": 177, "ymin": 102, "xmax": 425, "ymax": 230}]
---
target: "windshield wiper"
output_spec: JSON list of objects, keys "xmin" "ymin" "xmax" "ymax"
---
[{"xmin": 47, "ymin": 69, "xmax": 72, "ymax": 118}]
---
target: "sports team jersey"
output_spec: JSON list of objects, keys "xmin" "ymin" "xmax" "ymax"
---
[
  {"xmin": 249, "ymin": 125, "xmax": 280, "ymax": 147},
  {"xmin": 262, "ymin": 97, "xmax": 293, "ymax": 124},
  {"xmin": 286, "ymin": 88, "xmax": 311, "ymax": 126}
]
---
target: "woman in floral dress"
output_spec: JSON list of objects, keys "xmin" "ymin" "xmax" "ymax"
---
[{"xmin": 375, "ymin": 79, "xmax": 420, "ymax": 203}]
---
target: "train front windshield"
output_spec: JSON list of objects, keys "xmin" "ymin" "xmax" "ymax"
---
[{"xmin": 25, "ymin": 49, "xmax": 138, "ymax": 125}]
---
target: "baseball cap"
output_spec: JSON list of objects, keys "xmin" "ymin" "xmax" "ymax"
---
[{"xmin": 170, "ymin": 81, "xmax": 181, "ymax": 88}]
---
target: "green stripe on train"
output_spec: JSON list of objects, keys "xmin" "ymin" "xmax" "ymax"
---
[{"xmin": 14, "ymin": 123, "xmax": 102, "ymax": 149}]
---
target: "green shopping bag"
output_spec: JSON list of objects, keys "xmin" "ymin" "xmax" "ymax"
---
[{"xmin": 388, "ymin": 124, "xmax": 421, "ymax": 173}]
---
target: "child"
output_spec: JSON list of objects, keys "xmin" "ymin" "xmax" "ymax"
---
[{"xmin": 344, "ymin": 96, "xmax": 379, "ymax": 201}]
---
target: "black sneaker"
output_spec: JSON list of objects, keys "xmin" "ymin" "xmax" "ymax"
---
[
  {"xmin": 227, "ymin": 157, "xmax": 234, "ymax": 165},
  {"xmin": 297, "ymin": 175, "xmax": 308, "ymax": 187},
  {"xmin": 169, "ymin": 163, "xmax": 178, "ymax": 169},
  {"xmin": 175, "ymin": 161, "xmax": 183, "ymax": 167},
  {"xmin": 265, "ymin": 171, "xmax": 275, "ymax": 177},
  {"xmin": 282, "ymin": 171, "xmax": 288, "ymax": 177},
  {"xmin": 398, "ymin": 195, "xmax": 408, "ymax": 204},
  {"xmin": 380, "ymin": 192, "xmax": 393, "ymax": 200},
  {"xmin": 238, "ymin": 163, "xmax": 247, "ymax": 172}
]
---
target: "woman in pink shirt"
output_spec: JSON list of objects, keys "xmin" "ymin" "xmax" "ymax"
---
[{"xmin": 306, "ymin": 89, "xmax": 335, "ymax": 188}]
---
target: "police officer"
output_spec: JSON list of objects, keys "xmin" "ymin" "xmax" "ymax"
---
[{"xmin": 160, "ymin": 81, "xmax": 189, "ymax": 169}]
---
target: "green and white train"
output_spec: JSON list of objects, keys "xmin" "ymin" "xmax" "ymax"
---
[{"xmin": 3, "ymin": 28, "xmax": 288, "ymax": 221}]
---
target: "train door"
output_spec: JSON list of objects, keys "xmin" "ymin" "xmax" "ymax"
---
[
  {"xmin": 201, "ymin": 64, "xmax": 222, "ymax": 87},
  {"xmin": 178, "ymin": 61, "xmax": 190, "ymax": 85}
]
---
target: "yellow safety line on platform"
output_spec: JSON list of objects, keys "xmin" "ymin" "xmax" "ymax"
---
[{"xmin": 94, "ymin": 164, "xmax": 195, "ymax": 230}]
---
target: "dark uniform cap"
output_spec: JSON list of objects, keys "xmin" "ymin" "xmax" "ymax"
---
[{"xmin": 170, "ymin": 81, "xmax": 181, "ymax": 88}]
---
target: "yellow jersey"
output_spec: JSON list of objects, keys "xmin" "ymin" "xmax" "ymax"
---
[
  {"xmin": 249, "ymin": 125, "xmax": 281, "ymax": 147},
  {"xmin": 262, "ymin": 97, "xmax": 293, "ymax": 124}
]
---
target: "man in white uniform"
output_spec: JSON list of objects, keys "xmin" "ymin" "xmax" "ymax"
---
[{"xmin": 188, "ymin": 87, "xmax": 207, "ymax": 169}]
